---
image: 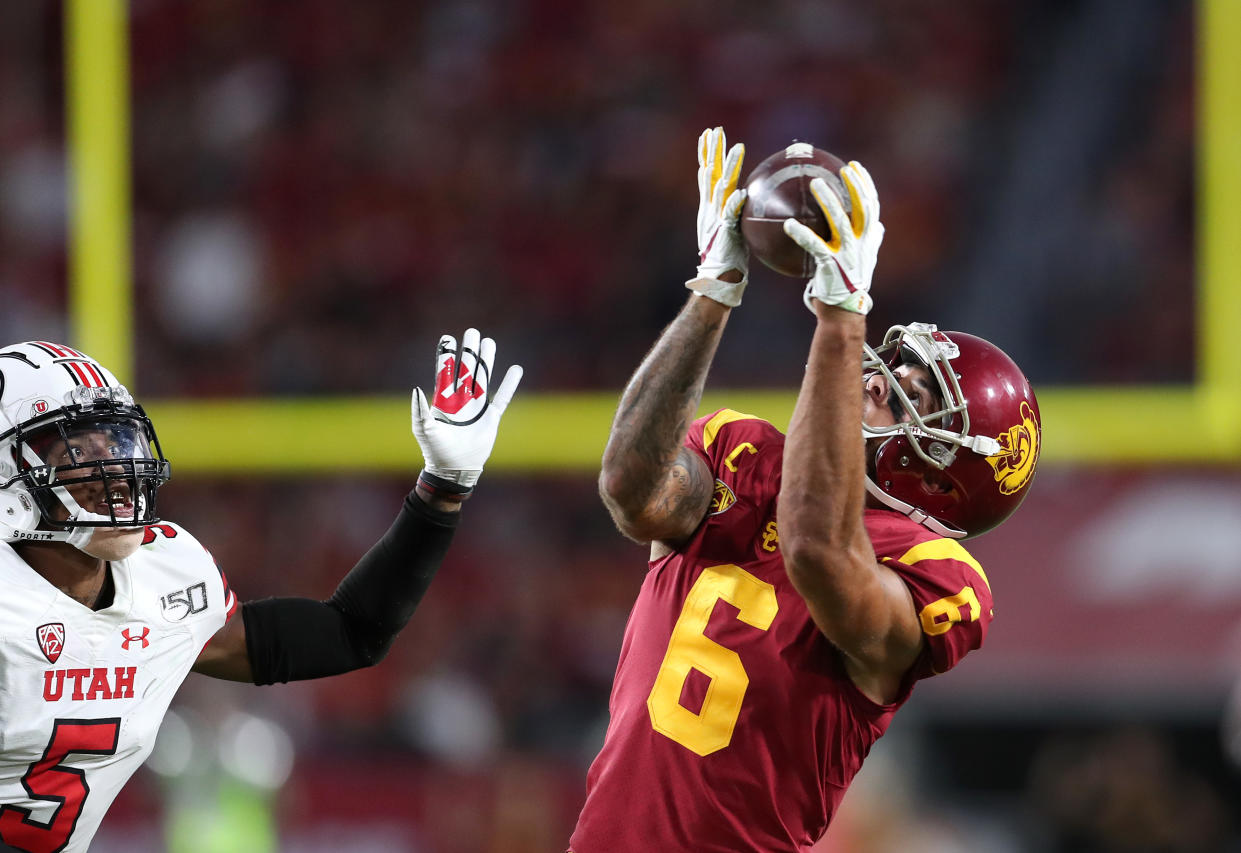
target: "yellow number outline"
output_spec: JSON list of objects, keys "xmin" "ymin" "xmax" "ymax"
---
[
  {"xmin": 918, "ymin": 586, "xmax": 981, "ymax": 636},
  {"xmin": 646, "ymin": 564, "xmax": 778, "ymax": 757}
]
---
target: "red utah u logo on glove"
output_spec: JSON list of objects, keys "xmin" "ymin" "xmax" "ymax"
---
[
  {"xmin": 430, "ymin": 329, "xmax": 493, "ymax": 425},
  {"xmin": 435, "ymin": 354, "xmax": 487, "ymax": 416}
]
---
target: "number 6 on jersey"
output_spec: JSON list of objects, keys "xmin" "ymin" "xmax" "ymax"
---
[{"xmin": 646, "ymin": 564, "xmax": 778, "ymax": 756}]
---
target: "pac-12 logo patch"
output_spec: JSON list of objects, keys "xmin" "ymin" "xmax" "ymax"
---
[
  {"xmin": 710, "ymin": 480, "xmax": 736, "ymax": 515},
  {"xmin": 37, "ymin": 623, "xmax": 65, "ymax": 663},
  {"xmin": 985, "ymin": 401, "xmax": 1040, "ymax": 495}
]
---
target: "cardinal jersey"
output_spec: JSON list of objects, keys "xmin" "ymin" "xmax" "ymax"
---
[
  {"xmin": 570, "ymin": 411, "xmax": 994, "ymax": 853},
  {"xmin": 0, "ymin": 523, "xmax": 235, "ymax": 853}
]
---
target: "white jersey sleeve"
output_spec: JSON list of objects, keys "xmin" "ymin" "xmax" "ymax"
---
[{"xmin": 0, "ymin": 522, "xmax": 236, "ymax": 853}]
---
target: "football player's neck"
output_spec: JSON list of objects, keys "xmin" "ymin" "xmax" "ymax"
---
[{"xmin": 14, "ymin": 541, "xmax": 111, "ymax": 609}]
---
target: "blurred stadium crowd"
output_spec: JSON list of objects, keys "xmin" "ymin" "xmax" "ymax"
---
[
  {"xmin": 0, "ymin": 0, "xmax": 1229, "ymax": 851},
  {"xmin": 1, "ymin": 0, "xmax": 1192, "ymax": 392}
]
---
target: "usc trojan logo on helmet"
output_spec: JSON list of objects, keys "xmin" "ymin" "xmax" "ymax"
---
[{"xmin": 985, "ymin": 401, "xmax": 1039, "ymax": 495}]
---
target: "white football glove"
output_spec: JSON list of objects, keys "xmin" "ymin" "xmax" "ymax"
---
[
  {"xmin": 783, "ymin": 160, "xmax": 884, "ymax": 316},
  {"xmin": 685, "ymin": 126, "xmax": 749, "ymax": 307},
  {"xmin": 412, "ymin": 328, "xmax": 523, "ymax": 493}
]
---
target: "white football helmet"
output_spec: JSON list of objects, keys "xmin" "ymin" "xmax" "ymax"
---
[{"xmin": 0, "ymin": 341, "xmax": 170, "ymax": 547}]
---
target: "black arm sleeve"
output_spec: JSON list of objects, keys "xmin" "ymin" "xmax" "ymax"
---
[{"xmin": 241, "ymin": 492, "xmax": 459, "ymax": 685}]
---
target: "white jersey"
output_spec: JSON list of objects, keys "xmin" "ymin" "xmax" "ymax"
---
[{"xmin": 0, "ymin": 523, "xmax": 235, "ymax": 853}]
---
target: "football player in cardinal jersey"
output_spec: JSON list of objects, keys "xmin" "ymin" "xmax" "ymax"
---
[
  {"xmin": 568, "ymin": 129, "xmax": 1041, "ymax": 852},
  {"xmin": 0, "ymin": 330, "xmax": 521, "ymax": 853}
]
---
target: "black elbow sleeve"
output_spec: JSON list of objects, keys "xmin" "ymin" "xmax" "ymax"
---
[
  {"xmin": 243, "ymin": 493, "xmax": 459, "ymax": 685},
  {"xmin": 242, "ymin": 596, "xmax": 370, "ymax": 684}
]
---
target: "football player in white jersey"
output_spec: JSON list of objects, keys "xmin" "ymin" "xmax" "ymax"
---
[{"xmin": 0, "ymin": 331, "xmax": 522, "ymax": 853}]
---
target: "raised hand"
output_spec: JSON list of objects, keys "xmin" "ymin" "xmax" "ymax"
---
[
  {"xmin": 412, "ymin": 328, "xmax": 523, "ymax": 494},
  {"xmin": 686, "ymin": 126, "xmax": 749, "ymax": 307},
  {"xmin": 783, "ymin": 161, "xmax": 884, "ymax": 316}
]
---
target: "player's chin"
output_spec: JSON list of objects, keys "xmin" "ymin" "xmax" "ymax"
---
[{"xmin": 79, "ymin": 527, "xmax": 145, "ymax": 560}]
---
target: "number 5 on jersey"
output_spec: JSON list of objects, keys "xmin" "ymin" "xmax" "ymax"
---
[
  {"xmin": 647, "ymin": 564, "xmax": 778, "ymax": 757},
  {"xmin": 0, "ymin": 718, "xmax": 121, "ymax": 853}
]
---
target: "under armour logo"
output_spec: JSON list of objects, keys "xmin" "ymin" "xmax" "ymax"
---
[{"xmin": 121, "ymin": 627, "xmax": 150, "ymax": 650}]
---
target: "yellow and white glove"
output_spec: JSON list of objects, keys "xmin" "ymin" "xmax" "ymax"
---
[
  {"xmin": 412, "ymin": 328, "xmax": 523, "ymax": 496},
  {"xmin": 685, "ymin": 127, "xmax": 749, "ymax": 307},
  {"xmin": 783, "ymin": 161, "xmax": 884, "ymax": 316}
]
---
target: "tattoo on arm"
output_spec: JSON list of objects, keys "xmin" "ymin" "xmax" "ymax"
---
[
  {"xmin": 654, "ymin": 447, "xmax": 713, "ymax": 531},
  {"xmin": 601, "ymin": 298, "xmax": 729, "ymax": 540}
]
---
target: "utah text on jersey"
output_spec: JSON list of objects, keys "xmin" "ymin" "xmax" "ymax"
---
[{"xmin": 0, "ymin": 522, "xmax": 235, "ymax": 853}]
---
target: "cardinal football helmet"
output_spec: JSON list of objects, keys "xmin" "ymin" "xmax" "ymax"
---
[
  {"xmin": 862, "ymin": 323, "xmax": 1040, "ymax": 539},
  {"xmin": 0, "ymin": 341, "xmax": 170, "ymax": 547}
]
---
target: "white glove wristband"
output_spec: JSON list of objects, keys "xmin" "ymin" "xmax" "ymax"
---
[
  {"xmin": 686, "ymin": 275, "xmax": 747, "ymax": 307},
  {"xmin": 803, "ymin": 280, "xmax": 873, "ymax": 315}
]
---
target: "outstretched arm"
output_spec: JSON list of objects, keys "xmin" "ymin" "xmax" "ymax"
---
[
  {"xmin": 777, "ymin": 164, "xmax": 923, "ymax": 705},
  {"xmin": 599, "ymin": 128, "xmax": 748, "ymax": 547},
  {"xmin": 193, "ymin": 329, "xmax": 521, "ymax": 683},
  {"xmin": 194, "ymin": 492, "xmax": 461, "ymax": 683}
]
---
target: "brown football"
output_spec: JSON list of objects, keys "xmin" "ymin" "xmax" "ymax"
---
[{"xmin": 740, "ymin": 142, "xmax": 851, "ymax": 278}]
